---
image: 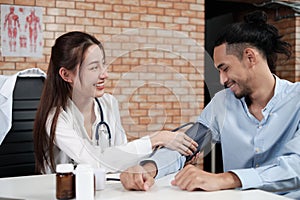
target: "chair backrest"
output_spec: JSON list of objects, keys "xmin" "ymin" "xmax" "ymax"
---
[{"xmin": 0, "ymin": 76, "xmax": 44, "ymax": 178}]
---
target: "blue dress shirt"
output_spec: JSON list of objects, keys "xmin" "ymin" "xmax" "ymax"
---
[{"xmin": 145, "ymin": 76, "xmax": 300, "ymax": 196}]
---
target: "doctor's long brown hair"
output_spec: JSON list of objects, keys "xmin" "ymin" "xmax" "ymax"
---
[{"xmin": 33, "ymin": 31, "xmax": 105, "ymax": 173}]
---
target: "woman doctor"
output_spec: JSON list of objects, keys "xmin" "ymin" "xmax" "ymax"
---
[{"xmin": 33, "ymin": 31, "xmax": 197, "ymax": 174}]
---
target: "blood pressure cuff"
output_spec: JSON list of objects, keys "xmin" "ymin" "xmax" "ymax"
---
[
  {"xmin": 183, "ymin": 122, "xmax": 212, "ymax": 162},
  {"xmin": 149, "ymin": 122, "xmax": 212, "ymax": 163}
]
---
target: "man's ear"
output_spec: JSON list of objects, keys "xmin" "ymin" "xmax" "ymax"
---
[
  {"xmin": 244, "ymin": 48, "xmax": 256, "ymax": 62},
  {"xmin": 243, "ymin": 48, "xmax": 257, "ymax": 66},
  {"xmin": 59, "ymin": 67, "xmax": 73, "ymax": 83}
]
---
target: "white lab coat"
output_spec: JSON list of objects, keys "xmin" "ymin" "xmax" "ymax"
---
[
  {"xmin": 45, "ymin": 93, "xmax": 152, "ymax": 173},
  {"xmin": 0, "ymin": 68, "xmax": 46, "ymax": 144}
]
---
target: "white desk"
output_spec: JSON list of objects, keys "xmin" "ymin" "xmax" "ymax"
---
[{"xmin": 0, "ymin": 173, "xmax": 290, "ymax": 200}]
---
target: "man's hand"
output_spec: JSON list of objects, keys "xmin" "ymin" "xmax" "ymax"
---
[
  {"xmin": 171, "ymin": 164, "xmax": 242, "ymax": 191},
  {"xmin": 120, "ymin": 162, "xmax": 157, "ymax": 191}
]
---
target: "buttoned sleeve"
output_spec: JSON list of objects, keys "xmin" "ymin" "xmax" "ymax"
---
[
  {"xmin": 140, "ymin": 148, "xmax": 186, "ymax": 179},
  {"xmin": 231, "ymin": 122, "xmax": 300, "ymax": 192}
]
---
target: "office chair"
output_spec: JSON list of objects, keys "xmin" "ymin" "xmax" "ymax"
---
[{"xmin": 0, "ymin": 76, "xmax": 44, "ymax": 178}]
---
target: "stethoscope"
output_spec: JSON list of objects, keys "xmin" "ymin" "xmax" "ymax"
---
[{"xmin": 95, "ymin": 97, "xmax": 111, "ymax": 147}]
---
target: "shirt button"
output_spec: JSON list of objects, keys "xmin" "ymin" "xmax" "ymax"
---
[
  {"xmin": 258, "ymin": 125, "xmax": 262, "ymax": 129},
  {"xmin": 255, "ymin": 148, "xmax": 260, "ymax": 153},
  {"xmin": 255, "ymin": 164, "xmax": 259, "ymax": 168}
]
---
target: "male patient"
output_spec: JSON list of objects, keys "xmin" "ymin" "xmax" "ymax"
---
[{"xmin": 120, "ymin": 11, "xmax": 300, "ymax": 198}]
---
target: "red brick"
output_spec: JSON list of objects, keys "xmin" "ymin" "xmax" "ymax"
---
[
  {"xmin": 94, "ymin": 18, "xmax": 112, "ymax": 26},
  {"xmin": 148, "ymin": 7, "xmax": 164, "ymax": 15},
  {"xmin": 66, "ymin": 9, "xmax": 85, "ymax": 17},
  {"xmin": 113, "ymin": 5, "xmax": 130, "ymax": 12},
  {"xmin": 0, "ymin": 62, "xmax": 15, "ymax": 70},
  {"xmin": 86, "ymin": 26, "xmax": 103, "ymax": 34},
  {"xmin": 14, "ymin": 0, "xmax": 34, "ymax": 6},
  {"xmin": 46, "ymin": 23, "xmax": 65, "ymax": 31},
  {"xmin": 56, "ymin": 1, "xmax": 75, "ymax": 9},
  {"xmin": 95, "ymin": 4, "xmax": 112, "ymax": 11},
  {"xmin": 157, "ymin": 2, "xmax": 173, "ymax": 8},
  {"xmin": 105, "ymin": 12, "xmax": 122, "ymax": 19},
  {"xmin": 131, "ymin": 6, "xmax": 147, "ymax": 13},
  {"xmin": 123, "ymin": 13, "xmax": 140, "ymax": 21},
  {"xmin": 122, "ymin": 0, "xmax": 139, "ymax": 6},
  {"xmin": 113, "ymin": 20, "xmax": 130, "ymax": 27},
  {"xmin": 56, "ymin": 16, "xmax": 75, "ymax": 24},
  {"xmin": 36, "ymin": 0, "xmax": 55, "ymax": 7},
  {"xmin": 47, "ymin": 8, "xmax": 66, "ymax": 16},
  {"xmin": 76, "ymin": 2, "xmax": 95, "ymax": 10},
  {"xmin": 141, "ymin": 1, "xmax": 156, "ymax": 7},
  {"xmin": 0, "ymin": 0, "xmax": 14, "ymax": 4},
  {"xmin": 66, "ymin": 24, "xmax": 85, "ymax": 32},
  {"xmin": 86, "ymin": 10, "xmax": 104, "ymax": 18}
]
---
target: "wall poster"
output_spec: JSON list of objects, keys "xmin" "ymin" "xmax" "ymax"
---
[{"xmin": 1, "ymin": 5, "xmax": 43, "ymax": 57}]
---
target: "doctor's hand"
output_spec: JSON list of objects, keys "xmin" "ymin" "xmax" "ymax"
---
[
  {"xmin": 120, "ymin": 162, "xmax": 157, "ymax": 191},
  {"xmin": 150, "ymin": 131, "xmax": 198, "ymax": 156},
  {"xmin": 171, "ymin": 164, "xmax": 242, "ymax": 191}
]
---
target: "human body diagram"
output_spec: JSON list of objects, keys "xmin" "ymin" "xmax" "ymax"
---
[{"xmin": 1, "ymin": 5, "xmax": 43, "ymax": 57}]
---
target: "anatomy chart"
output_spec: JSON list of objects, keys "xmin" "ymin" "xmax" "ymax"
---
[{"xmin": 1, "ymin": 5, "xmax": 43, "ymax": 57}]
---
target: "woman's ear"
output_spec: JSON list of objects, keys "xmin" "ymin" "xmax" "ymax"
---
[{"xmin": 59, "ymin": 67, "xmax": 73, "ymax": 83}]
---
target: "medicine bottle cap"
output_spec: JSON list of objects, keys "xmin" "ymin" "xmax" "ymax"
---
[
  {"xmin": 56, "ymin": 164, "xmax": 74, "ymax": 173},
  {"xmin": 75, "ymin": 164, "xmax": 93, "ymax": 172}
]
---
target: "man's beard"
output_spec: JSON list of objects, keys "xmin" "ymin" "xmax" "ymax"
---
[
  {"xmin": 224, "ymin": 79, "xmax": 251, "ymax": 100},
  {"xmin": 233, "ymin": 85, "xmax": 251, "ymax": 99},
  {"xmin": 234, "ymin": 91, "xmax": 244, "ymax": 99}
]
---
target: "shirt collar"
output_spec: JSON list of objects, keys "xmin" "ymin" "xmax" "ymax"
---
[
  {"xmin": 240, "ymin": 74, "xmax": 284, "ymax": 121},
  {"xmin": 265, "ymin": 75, "xmax": 284, "ymax": 110},
  {"xmin": 273, "ymin": 74, "xmax": 282, "ymax": 97}
]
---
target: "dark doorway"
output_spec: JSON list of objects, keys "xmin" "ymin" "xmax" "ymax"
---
[{"xmin": 203, "ymin": 0, "xmax": 257, "ymax": 173}]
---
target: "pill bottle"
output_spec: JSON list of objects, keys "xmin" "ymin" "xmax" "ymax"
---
[
  {"xmin": 94, "ymin": 168, "xmax": 106, "ymax": 190},
  {"xmin": 75, "ymin": 164, "xmax": 94, "ymax": 200},
  {"xmin": 56, "ymin": 164, "xmax": 75, "ymax": 199}
]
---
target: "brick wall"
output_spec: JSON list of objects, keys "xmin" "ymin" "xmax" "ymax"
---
[
  {"xmin": 0, "ymin": 0, "xmax": 205, "ymax": 140},
  {"xmin": 267, "ymin": 9, "xmax": 297, "ymax": 82},
  {"xmin": 265, "ymin": 8, "xmax": 300, "ymax": 82},
  {"xmin": 295, "ymin": 17, "xmax": 300, "ymax": 82}
]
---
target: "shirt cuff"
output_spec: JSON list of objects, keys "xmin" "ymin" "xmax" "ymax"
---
[
  {"xmin": 140, "ymin": 148, "xmax": 186, "ymax": 179},
  {"xmin": 230, "ymin": 168, "xmax": 263, "ymax": 190}
]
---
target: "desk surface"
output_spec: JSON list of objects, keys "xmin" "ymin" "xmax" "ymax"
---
[{"xmin": 0, "ymin": 173, "xmax": 290, "ymax": 200}]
